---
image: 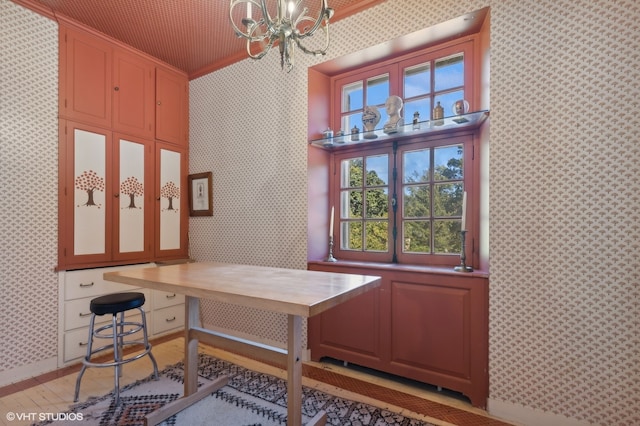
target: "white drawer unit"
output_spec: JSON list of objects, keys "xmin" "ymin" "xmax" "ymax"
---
[
  {"xmin": 153, "ymin": 290, "xmax": 185, "ymax": 310},
  {"xmin": 64, "ymin": 289, "xmax": 151, "ymax": 331},
  {"xmin": 153, "ymin": 304, "xmax": 185, "ymax": 335},
  {"xmin": 58, "ymin": 263, "xmax": 185, "ymax": 367}
]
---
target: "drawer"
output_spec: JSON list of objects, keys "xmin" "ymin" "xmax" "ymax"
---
[
  {"xmin": 153, "ymin": 304, "xmax": 184, "ymax": 335},
  {"xmin": 153, "ymin": 290, "xmax": 185, "ymax": 309},
  {"xmin": 64, "ymin": 289, "xmax": 151, "ymax": 331},
  {"xmin": 63, "ymin": 312, "xmax": 144, "ymax": 363},
  {"xmin": 64, "ymin": 264, "xmax": 154, "ymax": 301}
]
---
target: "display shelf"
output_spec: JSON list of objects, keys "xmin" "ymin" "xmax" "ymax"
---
[{"xmin": 309, "ymin": 110, "xmax": 489, "ymax": 149}]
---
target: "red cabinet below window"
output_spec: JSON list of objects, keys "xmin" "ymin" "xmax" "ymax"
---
[{"xmin": 308, "ymin": 261, "xmax": 488, "ymax": 408}]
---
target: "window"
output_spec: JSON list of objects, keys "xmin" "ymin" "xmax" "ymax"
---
[{"xmin": 329, "ymin": 39, "xmax": 478, "ymax": 266}]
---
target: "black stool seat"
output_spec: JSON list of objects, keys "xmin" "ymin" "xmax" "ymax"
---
[{"xmin": 90, "ymin": 292, "xmax": 145, "ymax": 316}]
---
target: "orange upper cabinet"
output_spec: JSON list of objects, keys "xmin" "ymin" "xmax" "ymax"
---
[
  {"xmin": 112, "ymin": 50, "xmax": 155, "ymax": 140},
  {"xmin": 60, "ymin": 27, "xmax": 113, "ymax": 128},
  {"xmin": 155, "ymin": 68, "xmax": 188, "ymax": 147}
]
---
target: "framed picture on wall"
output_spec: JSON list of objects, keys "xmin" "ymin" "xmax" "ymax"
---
[{"xmin": 188, "ymin": 172, "xmax": 213, "ymax": 216}]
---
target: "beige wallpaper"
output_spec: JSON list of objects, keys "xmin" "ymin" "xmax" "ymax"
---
[
  {"xmin": 189, "ymin": 1, "xmax": 639, "ymax": 425},
  {"xmin": 1, "ymin": 0, "xmax": 638, "ymax": 425},
  {"xmin": 0, "ymin": 0, "xmax": 58, "ymax": 374}
]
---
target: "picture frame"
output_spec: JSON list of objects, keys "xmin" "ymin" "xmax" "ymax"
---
[{"xmin": 188, "ymin": 172, "xmax": 213, "ymax": 216}]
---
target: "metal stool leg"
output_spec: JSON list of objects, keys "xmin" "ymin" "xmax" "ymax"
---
[
  {"xmin": 112, "ymin": 313, "xmax": 121, "ymax": 406},
  {"xmin": 74, "ymin": 313, "xmax": 96, "ymax": 402},
  {"xmin": 139, "ymin": 307, "xmax": 159, "ymax": 379}
]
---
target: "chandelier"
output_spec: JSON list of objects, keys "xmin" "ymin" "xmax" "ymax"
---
[{"xmin": 229, "ymin": 0, "xmax": 334, "ymax": 72}]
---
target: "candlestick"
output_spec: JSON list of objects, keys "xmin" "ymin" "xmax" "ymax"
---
[
  {"xmin": 454, "ymin": 230, "xmax": 473, "ymax": 272},
  {"xmin": 326, "ymin": 235, "xmax": 337, "ymax": 262},
  {"xmin": 329, "ymin": 206, "xmax": 334, "ymax": 237},
  {"xmin": 461, "ymin": 191, "xmax": 467, "ymax": 231}
]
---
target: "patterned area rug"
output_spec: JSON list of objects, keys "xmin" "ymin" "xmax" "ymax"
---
[{"xmin": 38, "ymin": 354, "xmax": 434, "ymax": 425}]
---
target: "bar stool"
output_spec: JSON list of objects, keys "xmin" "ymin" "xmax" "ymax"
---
[{"xmin": 74, "ymin": 292, "xmax": 159, "ymax": 405}]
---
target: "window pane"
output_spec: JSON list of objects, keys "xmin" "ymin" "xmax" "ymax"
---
[
  {"xmin": 434, "ymin": 89, "xmax": 464, "ymax": 118},
  {"xmin": 365, "ymin": 154, "xmax": 389, "ymax": 186},
  {"xmin": 341, "ymin": 189, "xmax": 362, "ymax": 218},
  {"xmin": 403, "ymin": 185, "xmax": 430, "ymax": 218},
  {"xmin": 340, "ymin": 158, "xmax": 363, "ymax": 187},
  {"xmin": 342, "ymin": 81, "xmax": 363, "ymax": 112},
  {"xmin": 365, "ymin": 221, "xmax": 388, "ymax": 251},
  {"xmin": 433, "ymin": 219, "xmax": 461, "ymax": 254},
  {"xmin": 404, "ymin": 98, "xmax": 431, "ymax": 125},
  {"xmin": 341, "ymin": 112, "xmax": 362, "ymax": 134},
  {"xmin": 403, "ymin": 148, "xmax": 430, "ymax": 183},
  {"xmin": 365, "ymin": 188, "xmax": 388, "ymax": 218},
  {"xmin": 434, "ymin": 53, "xmax": 464, "ymax": 92},
  {"xmin": 433, "ymin": 182, "xmax": 462, "ymax": 217},
  {"xmin": 341, "ymin": 221, "xmax": 362, "ymax": 250},
  {"xmin": 434, "ymin": 145, "xmax": 463, "ymax": 180},
  {"xmin": 366, "ymin": 74, "xmax": 389, "ymax": 107},
  {"xmin": 404, "ymin": 63, "xmax": 430, "ymax": 98},
  {"xmin": 403, "ymin": 220, "xmax": 430, "ymax": 253}
]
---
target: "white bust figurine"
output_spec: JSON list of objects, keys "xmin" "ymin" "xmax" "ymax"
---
[{"xmin": 383, "ymin": 95, "xmax": 403, "ymax": 133}]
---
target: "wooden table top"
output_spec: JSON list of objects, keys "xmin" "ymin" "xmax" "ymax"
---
[{"xmin": 104, "ymin": 262, "xmax": 381, "ymax": 317}]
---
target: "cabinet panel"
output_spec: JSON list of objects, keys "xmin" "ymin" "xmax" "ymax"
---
[
  {"xmin": 112, "ymin": 50, "xmax": 155, "ymax": 139},
  {"xmin": 113, "ymin": 134, "xmax": 154, "ymax": 262},
  {"xmin": 315, "ymin": 288, "xmax": 381, "ymax": 360},
  {"xmin": 390, "ymin": 281, "xmax": 469, "ymax": 378},
  {"xmin": 155, "ymin": 67, "xmax": 188, "ymax": 146},
  {"xmin": 61, "ymin": 121, "xmax": 113, "ymax": 267},
  {"xmin": 61, "ymin": 27, "xmax": 112, "ymax": 128},
  {"xmin": 155, "ymin": 142, "xmax": 188, "ymax": 259}
]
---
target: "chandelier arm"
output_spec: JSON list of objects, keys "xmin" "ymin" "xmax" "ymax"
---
[
  {"xmin": 293, "ymin": 7, "xmax": 323, "ymax": 38},
  {"xmin": 295, "ymin": 25, "xmax": 330, "ymax": 56},
  {"xmin": 246, "ymin": 33, "xmax": 277, "ymax": 60},
  {"xmin": 230, "ymin": 0, "xmax": 270, "ymax": 41}
]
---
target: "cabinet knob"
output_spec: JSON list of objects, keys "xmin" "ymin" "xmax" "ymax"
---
[
  {"xmin": 114, "ymin": 86, "xmax": 119, "ymax": 91},
  {"xmin": 157, "ymin": 101, "xmax": 161, "ymax": 105},
  {"xmin": 114, "ymin": 193, "xmax": 119, "ymax": 198}
]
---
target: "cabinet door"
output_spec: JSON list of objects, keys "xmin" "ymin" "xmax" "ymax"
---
[
  {"xmin": 155, "ymin": 142, "xmax": 188, "ymax": 259},
  {"xmin": 60, "ymin": 121, "xmax": 113, "ymax": 268},
  {"xmin": 155, "ymin": 67, "xmax": 188, "ymax": 146},
  {"xmin": 60, "ymin": 27, "xmax": 112, "ymax": 128},
  {"xmin": 112, "ymin": 50, "xmax": 155, "ymax": 139},
  {"xmin": 113, "ymin": 134, "xmax": 154, "ymax": 262}
]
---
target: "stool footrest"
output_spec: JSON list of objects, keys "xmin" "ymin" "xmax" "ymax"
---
[{"xmin": 82, "ymin": 342, "xmax": 154, "ymax": 369}]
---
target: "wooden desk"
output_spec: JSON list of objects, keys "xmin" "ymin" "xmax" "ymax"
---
[{"xmin": 104, "ymin": 262, "xmax": 381, "ymax": 426}]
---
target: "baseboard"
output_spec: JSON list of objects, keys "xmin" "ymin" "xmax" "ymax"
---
[
  {"xmin": 0, "ymin": 357, "xmax": 58, "ymax": 387},
  {"xmin": 488, "ymin": 398, "xmax": 593, "ymax": 426}
]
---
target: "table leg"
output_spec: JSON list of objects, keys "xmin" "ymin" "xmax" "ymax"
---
[
  {"xmin": 184, "ymin": 296, "xmax": 200, "ymax": 396},
  {"xmin": 287, "ymin": 314, "xmax": 303, "ymax": 426}
]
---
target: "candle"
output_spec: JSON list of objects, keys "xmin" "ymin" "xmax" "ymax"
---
[
  {"xmin": 461, "ymin": 191, "xmax": 467, "ymax": 231},
  {"xmin": 329, "ymin": 206, "xmax": 334, "ymax": 237}
]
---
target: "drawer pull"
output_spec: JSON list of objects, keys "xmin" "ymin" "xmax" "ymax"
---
[
  {"xmin": 78, "ymin": 342, "xmax": 88, "ymax": 347},
  {"xmin": 79, "ymin": 282, "xmax": 94, "ymax": 288},
  {"xmin": 79, "ymin": 312, "xmax": 92, "ymax": 318},
  {"xmin": 166, "ymin": 294, "xmax": 177, "ymax": 299},
  {"xmin": 165, "ymin": 316, "xmax": 176, "ymax": 322}
]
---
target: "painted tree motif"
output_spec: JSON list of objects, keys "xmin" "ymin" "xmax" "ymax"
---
[
  {"xmin": 120, "ymin": 176, "xmax": 144, "ymax": 209},
  {"xmin": 160, "ymin": 181, "xmax": 180, "ymax": 211},
  {"xmin": 75, "ymin": 170, "xmax": 105, "ymax": 207}
]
